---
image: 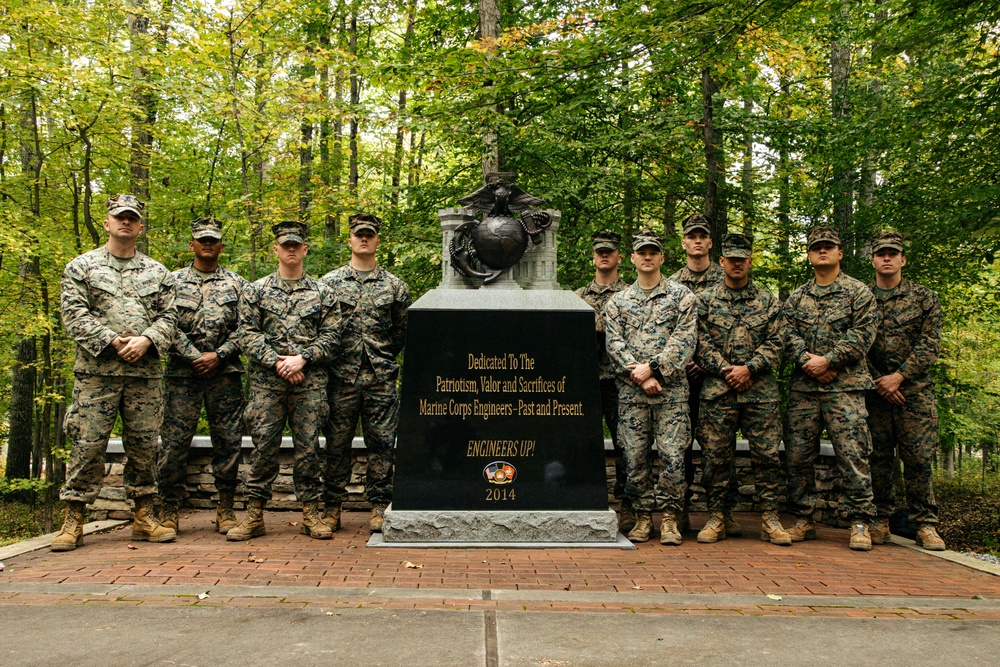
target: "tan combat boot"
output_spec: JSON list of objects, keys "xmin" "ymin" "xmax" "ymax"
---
[
  {"xmin": 618, "ymin": 501, "xmax": 637, "ymax": 534},
  {"xmin": 51, "ymin": 501, "xmax": 87, "ymax": 552},
  {"xmin": 786, "ymin": 517, "xmax": 817, "ymax": 542},
  {"xmin": 697, "ymin": 511, "xmax": 727, "ymax": 543},
  {"xmin": 132, "ymin": 496, "xmax": 177, "ymax": 543},
  {"xmin": 300, "ymin": 501, "xmax": 333, "ymax": 539},
  {"xmin": 370, "ymin": 503, "xmax": 388, "ymax": 533},
  {"xmin": 626, "ymin": 511, "xmax": 652, "ymax": 542},
  {"xmin": 160, "ymin": 501, "xmax": 180, "ymax": 533},
  {"xmin": 660, "ymin": 510, "xmax": 683, "ymax": 546},
  {"xmin": 760, "ymin": 510, "xmax": 792, "ymax": 546},
  {"xmin": 723, "ymin": 509, "xmax": 743, "ymax": 537},
  {"xmin": 869, "ymin": 517, "xmax": 891, "ymax": 544},
  {"xmin": 849, "ymin": 521, "xmax": 872, "ymax": 551},
  {"xmin": 227, "ymin": 497, "xmax": 266, "ymax": 541},
  {"xmin": 321, "ymin": 504, "xmax": 342, "ymax": 532},
  {"xmin": 216, "ymin": 489, "xmax": 238, "ymax": 534},
  {"xmin": 915, "ymin": 524, "xmax": 946, "ymax": 551}
]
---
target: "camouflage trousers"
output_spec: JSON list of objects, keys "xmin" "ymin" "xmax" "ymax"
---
[
  {"xmin": 60, "ymin": 374, "xmax": 163, "ymax": 503},
  {"xmin": 785, "ymin": 390, "xmax": 876, "ymax": 520},
  {"xmin": 243, "ymin": 380, "xmax": 328, "ymax": 503},
  {"xmin": 156, "ymin": 373, "xmax": 245, "ymax": 505},
  {"xmin": 867, "ymin": 389, "xmax": 939, "ymax": 524},
  {"xmin": 697, "ymin": 395, "xmax": 783, "ymax": 512},
  {"xmin": 323, "ymin": 370, "xmax": 399, "ymax": 506},
  {"xmin": 600, "ymin": 379, "xmax": 625, "ymax": 499},
  {"xmin": 619, "ymin": 400, "xmax": 690, "ymax": 513}
]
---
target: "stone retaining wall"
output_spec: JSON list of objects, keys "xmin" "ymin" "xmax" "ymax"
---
[{"xmin": 89, "ymin": 437, "xmax": 848, "ymax": 526}]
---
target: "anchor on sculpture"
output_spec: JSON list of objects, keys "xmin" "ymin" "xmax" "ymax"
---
[{"xmin": 449, "ymin": 172, "xmax": 552, "ymax": 284}]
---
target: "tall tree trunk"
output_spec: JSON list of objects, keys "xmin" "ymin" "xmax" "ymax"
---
[
  {"xmin": 319, "ymin": 10, "xmax": 334, "ymax": 238},
  {"xmin": 348, "ymin": 10, "xmax": 359, "ymax": 196},
  {"xmin": 478, "ymin": 0, "xmax": 500, "ymax": 179},
  {"xmin": 777, "ymin": 77, "xmax": 792, "ymax": 301},
  {"xmin": 327, "ymin": 12, "xmax": 346, "ymax": 239},
  {"xmin": 702, "ymin": 66, "xmax": 726, "ymax": 258},
  {"xmin": 662, "ymin": 194, "xmax": 678, "ymax": 239},
  {"xmin": 390, "ymin": 1, "xmax": 417, "ymax": 210},
  {"xmin": 831, "ymin": 6, "xmax": 855, "ymax": 273},
  {"xmin": 741, "ymin": 88, "xmax": 754, "ymax": 237}
]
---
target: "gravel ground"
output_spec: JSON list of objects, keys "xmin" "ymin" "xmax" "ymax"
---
[{"xmin": 960, "ymin": 551, "xmax": 1000, "ymax": 565}]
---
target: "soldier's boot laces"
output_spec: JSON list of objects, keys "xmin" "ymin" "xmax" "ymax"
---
[
  {"xmin": 760, "ymin": 510, "xmax": 792, "ymax": 546},
  {"xmin": 300, "ymin": 502, "xmax": 333, "ymax": 539},
  {"xmin": 869, "ymin": 517, "xmax": 891, "ymax": 544},
  {"xmin": 849, "ymin": 522, "xmax": 872, "ymax": 552},
  {"xmin": 723, "ymin": 509, "xmax": 743, "ymax": 537},
  {"xmin": 216, "ymin": 489, "xmax": 238, "ymax": 534},
  {"xmin": 697, "ymin": 512, "xmax": 727, "ymax": 544},
  {"xmin": 227, "ymin": 498, "xmax": 266, "ymax": 541},
  {"xmin": 660, "ymin": 510, "xmax": 683, "ymax": 546},
  {"xmin": 370, "ymin": 503, "xmax": 388, "ymax": 533},
  {"xmin": 51, "ymin": 501, "xmax": 87, "ymax": 552},
  {"xmin": 915, "ymin": 524, "xmax": 946, "ymax": 551},
  {"xmin": 626, "ymin": 512, "xmax": 652, "ymax": 543},
  {"xmin": 786, "ymin": 518, "xmax": 817, "ymax": 542},
  {"xmin": 132, "ymin": 496, "xmax": 177, "ymax": 543},
  {"xmin": 160, "ymin": 501, "xmax": 180, "ymax": 533},
  {"xmin": 618, "ymin": 501, "xmax": 637, "ymax": 534},
  {"xmin": 321, "ymin": 504, "xmax": 342, "ymax": 532}
]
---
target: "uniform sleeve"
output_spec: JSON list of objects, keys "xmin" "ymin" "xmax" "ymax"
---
[
  {"xmin": 303, "ymin": 290, "xmax": 342, "ymax": 364},
  {"xmin": 825, "ymin": 285, "xmax": 878, "ymax": 369},
  {"xmin": 695, "ymin": 296, "xmax": 729, "ymax": 375},
  {"xmin": 237, "ymin": 284, "xmax": 280, "ymax": 367},
  {"xmin": 745, "ymin": 296, "xmax": 783, "ymax": 376},
  {"xmin": 139, "ymin": 270, "xmax": 177, "ymax": 356},
  {"xmin": 603, "ymin": 297, "xmax": 635, "ymax": 378},
  {"xmin": 898, "ymin": 290, "xmax": 942, "ymax": 380},
  {"xmin": 60, "ymin": 261, "xmax": 118, "ymax": 357},
  {"xmin": 388, "ymin": 280, "xmax": 411, "ymax": 358},
  {"xmin": 651, "ymin": 291, "xmax": 697, "ymax": 378},
  {"xmin": 782, "ymin": 293, "xmax": 809, "ymax": 367}
]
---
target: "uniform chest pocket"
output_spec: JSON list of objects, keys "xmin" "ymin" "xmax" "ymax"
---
[
  {"xmin": 90, "ymin": 274, "xmax": 119, "ymax": 296},
  {"xmin": 706, "ymin": 310, "xmax": 735, "ymax": 330},
  {"xmin": 260, "ymin": 295, "xmax": 287, "ymax": 316},
  {"xmin": 743, "ymin": 312, "xmax": 769, "ymax": 330},
  {"xmin": 175, "ymin": 284, "xmax": 202, "ymax": 310},
  {"xmin": 134, "ymin": 281, "xmax": 159, "ymax": 298},
  {"xmin": 298, "ymin": 297, "xmax": 322, "ymax": 318},
  {"xmin": 214, "ymin": 290, "xmax": 239, "ymax": 306},
  {"xmin": 339, "ymin": 297, "xmax": 358, "ymax": 316},
  {"xmin": 892, "ymin": 304, "xmax": 923, "ymax": 327}
]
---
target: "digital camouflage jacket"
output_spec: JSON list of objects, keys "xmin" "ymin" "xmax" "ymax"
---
[
  {"xmin": 167, "ymin": 265, "xmax": 248, "ymax": 377},
  {"xmin": 668, "ymin": 262, "xmax": 724, "ymax": 296},
  {"xmin": 576, "ymin": 278, "xmax": 628, "ymax": 381},
  {"xmin": 695, "ymin": 282, "xmax": 783, "ymax": 403},
  {"xmin": 867, "ymin": 278, "xmax": 941, "ymax": 394},
  {"xmin": 783, "ymin": 272, "xmax": 877, "ymax": 393},
  {"xmin": 604, "ymin": 278, "xmax": 697, "ymax": 404},
  {"xmin": 61, "ymin": 246, "xmax": 176, "ymax": 378}
]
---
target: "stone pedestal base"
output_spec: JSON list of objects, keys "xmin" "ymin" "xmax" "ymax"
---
[{"xmin": 378, "ymin": 505, "xmax": 631, "ymax": 548}]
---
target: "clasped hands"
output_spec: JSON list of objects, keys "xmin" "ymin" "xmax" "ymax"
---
[
  {"xmin": 626, "ymin": 362, "xmax": 662, "ymax": 396},
  {"xmin": 112, "ymin": 335, "xmax": 151, "ymax": 364},
  {"xmin": 802, "ymin": 352, "xmax": 837, "ymax": 384},
  {"xmin": 275, "ymin": 354, "xmax": 306, "ymax": 385}
]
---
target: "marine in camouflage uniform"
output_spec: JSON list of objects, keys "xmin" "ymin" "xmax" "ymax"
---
[
  {"xmin": 157, "ymin": 218, "xmax": 248, "ymax": 534},
  {"xmin": 667, "ymin": 213, "xmax": 734, "ymax": 534},
  {"xmin": 575, "ymin": 230, "xmax": 628, "ymax": 525},
  {"xmin": 865, "ymin": 231, "xmax": 945, "ymax": 550},
  {"xmin": 604, "ymin": 230, "xmax": 697, "ymax": 545},
  {"xmin": 320, "ymin": 214, "xmax": 410, "ymax": 533},
  {"xmin": 694, "ymin": 234, "xmax": 791, "ymax": 545},
  {"xmin": 228, "ymin": 221, "xmax": 341, "ymax": 541},
  {"xmin": 54, "ymin": 194, "xmax": 177, "ymax": 551},
  {"xmin": 782, "ymin": 226, "xmax": 878, "ymax": 551}
]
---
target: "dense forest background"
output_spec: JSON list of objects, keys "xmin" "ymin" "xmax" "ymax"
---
[{"xmin": 2, "ymin": 0, "xmax": 999, "ymax": 488}]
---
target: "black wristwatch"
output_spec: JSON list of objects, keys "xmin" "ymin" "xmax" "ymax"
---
[
  {"xmin": 215, "ymin": 349, "xmax": 228, "ymax": 362},
  {"xmin": 301, "ymin": 349, "xmax": 314, "ymax": 365},
  {"xmin": 649, "ymin": 359, "xmax": 660, "ymax": 371}
]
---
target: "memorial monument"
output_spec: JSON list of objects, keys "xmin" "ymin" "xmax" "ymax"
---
[{"xmin": 380, "ymin": 173, "xmax": 625, "ymax": 546}]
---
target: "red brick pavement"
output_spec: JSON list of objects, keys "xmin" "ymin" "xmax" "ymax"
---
[{"xmin": 2, "ymin": 509, "xmax": 998, "ymax": 601}]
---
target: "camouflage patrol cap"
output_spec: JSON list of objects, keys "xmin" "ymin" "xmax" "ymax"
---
[
  {"xmin": 106, "ymin": 194, "xmax": 144, "ymax": 219},
  {"xmin": 272, "ymin": 221, "xmax": 309, "ymax": 244},
  {"xmin": 871, "ymin": 231, "xmax": 905, "ymax": 254},
  {"xmin": 190, "ymin": 217, "xmax": 222, "ymax": 241},
  {"xmin": 349, "ymin": 213, "xmax": 382, "ymax": 235},
  {"xmin": 632, "ymin": 229, "xmax": 664, "ymax": 252},
  {"xmin": 681, "ymin": 213, "xmax": 711, "ymax": 235},
  {"xmin": 807, "ymin": 226, "xmax": 841, "ymax": 248},
  {"xmin": 721, "ymin": 233, "xmax": 753, "ymax": 258},
  {"xmin": 591, "ymin": 230, "xmax": 621, "ymax": 251}
]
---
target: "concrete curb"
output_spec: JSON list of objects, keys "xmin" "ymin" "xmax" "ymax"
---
[
  {"xmin": 888, "ymin": 534, "xmax": 1000, "ymax": 577},
  {"xmin": 0, "ymin": 520, "xmax": 129, "ymax": 561}
]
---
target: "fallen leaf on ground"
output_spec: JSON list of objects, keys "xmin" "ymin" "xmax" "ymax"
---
[
  {"xmin": 0, "ymin": 562, "xmax": 5, "ymax": 572},
  {"xmin": 795, "ymin": 563, "xmax": 805, "ymax": 567},
  {"xmin": 766, "ymin": 594, "xmax": 782, "ymax": 601},
  {"xmin": 632, "ymin": 585, "xmax": 642, "ymax": 590},
  {"xmin": 197, "ymin": 593, "xmax": 210, "ymax": 600},
  {"xmin": 126, "ymin": 544, "xmax": 138, "ymax": 550},
  {"xmin": 403, "ymin": 561, "xmax": 423, "ymax": 569}
]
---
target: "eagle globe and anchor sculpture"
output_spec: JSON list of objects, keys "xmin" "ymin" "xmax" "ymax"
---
[{"xmin": 449, "ymin": 172, "xmax": 552, "ymax": 284}]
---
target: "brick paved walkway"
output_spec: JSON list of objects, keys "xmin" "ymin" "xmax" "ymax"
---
[{"xmin": 2, "ymin": 510, "xmax": 998, "ymax": 603}]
